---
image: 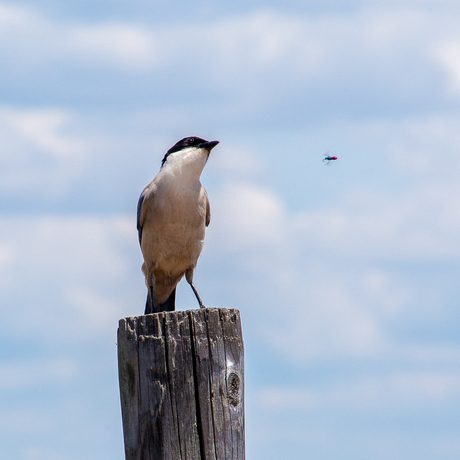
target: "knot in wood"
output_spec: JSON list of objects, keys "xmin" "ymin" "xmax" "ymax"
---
[{"xmin": 227, "ymin": 372, "xmax": 241, "ymax": 406}]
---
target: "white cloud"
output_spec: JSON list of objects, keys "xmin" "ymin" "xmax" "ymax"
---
[
  {"xmin": 361, "ymin": 270, "xmax": 412, "ymax": 316},
  {"xmin": 2, "ymin": 108, "xmax": 83, "ymax": 159},
  {"xmin": 0, "ymin": 358, "xmax": 78, "ymax": 390},
  {"xmin": 206, "ymin": 179, "xmax": 386, "ymax": 360},
  {"xmin": 433, "ymin": 38, "xmax": 460, "ymax": 95},
  {"xmin": 0, "ymin": 3, "xmax": 38, "ymax": 35},
  {"xmin": 258, "ymin": 370, "xmax": 460, "ymax": 412},
  {"xmin": 0, "ymin": 0, "xmax": 459, "ymax": 365},
  {"xmin": 210, "ymin": 144, "xmax": 266, "ymax": 179},
  {"xmin": 295, "ymin": 181, "xmax": 460, "ymax": 260},
  {"xmin": 0, "ymin": 106, "xmax": 88, "ymax": 198},
  {"xmin": 385, "ymin": 115, "xmax": 460, "ymax": 177},
  {"xmin": 70, "ymin": 23, "xmax": 158, "ymax": 68},
  {"xmin": 1, "ymin": 105, "xmax": 458, "ymax": 362},
  {"xmin": 212, "ymin": 181, "xmax": 287, "ymax": 247},
  {"xmin": 206, "ymin": 110, "xmax": 460, "ymax": 342},
  {"xmin": 203, "ymin": 121, "xmax": 460, "ymax": 361},
  {"xmin": 0, "ymin": 3, "xmax": 158, "ymax": 70},
  {"xmin": 259, "ymin": 271, "xmax": 388, "ymax": 362},
  {"xmin": 0, "ymin": 2, "xmax": 456, "ymax": 103},
  {"xmin": 0, "ymin": 243, "xmax": 14, "ymax": 270},
  {"xmin": 0, "ymin": 214, "xmax": 143, "ymax": 342},
  {"xmin": 0, "ymin": 2, "xmax": 459, "ymax": 458},
  {"xmin": 67, "ymin": 286, "xmax": 123, "ymax": 328}
]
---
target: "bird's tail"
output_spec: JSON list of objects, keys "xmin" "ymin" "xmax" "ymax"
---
[
  {"xmin": 158, "ymin": 288, "xmax": 176, "ymax": 312},
  {"xmin": 144, "ymin": 293, "xmax": 152, "ymax": 315},
  {"xmin": 144, "ymin": 288, "xmax": 176, "ymax": 314}
]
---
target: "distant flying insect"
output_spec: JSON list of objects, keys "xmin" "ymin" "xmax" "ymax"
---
[{"xmin": 323, "ymin": 154, "xmax": 337, "ymax": 164}]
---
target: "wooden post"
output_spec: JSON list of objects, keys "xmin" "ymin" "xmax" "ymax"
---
[{"xmin": 118, "ymin": 308, "xmax": 245, "ymax": 460}]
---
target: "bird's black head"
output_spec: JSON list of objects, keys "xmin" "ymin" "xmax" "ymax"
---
[{"xmin": 161, "ymin": 136, "xmax": 218, "ymax": 167}]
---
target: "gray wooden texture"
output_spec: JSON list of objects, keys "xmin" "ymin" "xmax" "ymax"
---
[{"xmin": 118, "ymin": 308, "xmax": 245, "ymax": 460}]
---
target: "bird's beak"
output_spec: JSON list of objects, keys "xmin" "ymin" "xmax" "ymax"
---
[{"xmin": 199, "ymin": 140, "xmax": 220, "ymax": 151}]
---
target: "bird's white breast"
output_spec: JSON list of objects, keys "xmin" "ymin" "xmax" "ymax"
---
[{"xmin": 141, "ymin": 168, "xmax": 208, "ymax": 275}]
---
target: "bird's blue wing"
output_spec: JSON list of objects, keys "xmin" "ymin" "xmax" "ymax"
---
[
  {"xmin": 205, "ymin": 192, "xmax": 211, "ymax": 227},
  {"xmin": 137, "ymin": 189, "xmax": 147, "ymax": 245}
]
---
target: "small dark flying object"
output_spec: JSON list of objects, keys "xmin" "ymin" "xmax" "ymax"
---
[{"xmin": 323, "ymin": 155, "xmax": 338, "ymax": 164}]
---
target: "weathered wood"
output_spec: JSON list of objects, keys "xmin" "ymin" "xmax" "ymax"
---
[{"xmin": 118, "ymin": 308, "xmax": 245, "ymax": 460}]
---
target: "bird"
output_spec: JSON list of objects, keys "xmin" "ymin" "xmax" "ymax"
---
[{"xmin": 137, "ymin": 136, "xmax": 219, "ymax": 314}]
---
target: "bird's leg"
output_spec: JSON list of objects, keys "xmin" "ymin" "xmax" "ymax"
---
[
  {"xmin": 189, "ymin": 282, "xmax": 206, "ymax": 309},
  {"xmin": 186, "ymin": 268, "xmax": 205, "ymax": 309}
]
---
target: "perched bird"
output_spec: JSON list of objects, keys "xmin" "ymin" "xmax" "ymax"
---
[{"xmin": 137, "ymin": 136, "xmax": 219, "ymax": 314}]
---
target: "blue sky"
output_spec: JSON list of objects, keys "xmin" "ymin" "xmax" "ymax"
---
[{"xmin": 1, "ymin": 0, "xmax": 460, "ymax": 459}]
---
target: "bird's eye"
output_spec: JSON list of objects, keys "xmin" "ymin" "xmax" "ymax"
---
[{"xmin": 187, "ymin": 137, "xmax": 195, "ymax": 144}]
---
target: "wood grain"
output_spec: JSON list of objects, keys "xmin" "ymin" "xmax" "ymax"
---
[{"xmin": 118, "ymin": 308, "xmax": 245, "ymax": 460}]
